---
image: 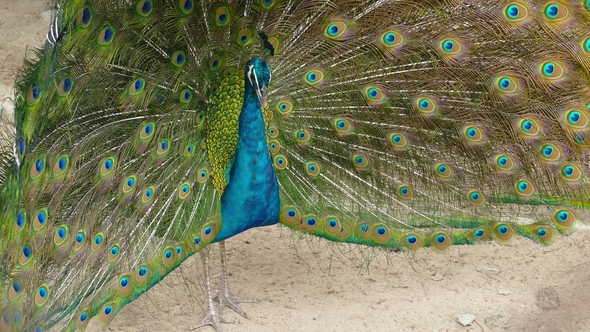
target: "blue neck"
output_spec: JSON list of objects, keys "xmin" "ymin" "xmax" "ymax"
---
[{"xmin": 216, "ymin": 81, "xmax": 280, "ymax": 241}]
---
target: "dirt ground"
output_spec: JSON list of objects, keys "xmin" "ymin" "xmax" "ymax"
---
[{"xmin": 2, "ymin": 1, "xmax": 589, "ymax": 331}]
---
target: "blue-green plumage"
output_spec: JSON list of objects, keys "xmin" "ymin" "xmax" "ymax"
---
[
  {"xmin": 218, "ymin": 58, "xmax": 280, "ymax": 241},
  {"xmin": 1, "ymin": 1, "xmax": 589, "ymax": 331}
]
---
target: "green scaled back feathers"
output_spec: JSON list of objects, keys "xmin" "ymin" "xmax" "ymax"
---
[{"xmin": 1, "ymin": 0, "xmax": 590, "ymax": 330}]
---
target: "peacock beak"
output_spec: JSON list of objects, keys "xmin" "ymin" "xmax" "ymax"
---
[{"xmin": 258, "ymin": 85, "xmax": 268, "ymax": 108}]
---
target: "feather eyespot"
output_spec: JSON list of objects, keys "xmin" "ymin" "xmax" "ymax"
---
[
  {"xmin": 539, "ymin": 143, "xmax": 561, "ymax": 162},
  {"xmin": 268, "ymin": 126, "xmax": 279, "ymax": 138},
  {"xmin": 467, "ymin": 190, "xmax": 485, "ymax": 205},
  {"xmin": 325, "ymin": 216, "xmax": 341, "ymax": 235},
  {"xmin": 26, "ymin": 82, "xmax": 41, "ymax": 104},
  {"xmin": 564, "ymin": 109, "xmax": 589, "ymax": 129},
  {"xmin": 543, "ymin": 3, "xmax": 569, "ymax": 21},
  {"xmin": 9, "ymin": 280, "xmax": 22, "ymax": 300},
  {"xmin": 35, "ymin": 285, "xmax": 49, "ymax": 306},
  {"xmin": 157, "ymin": 139, "xmax": 170, "ymax": 155},
  {"xmin": 97, "ymin": 26, "xmax": 115, "ymax": 45},
  {"xmin": 380, "ymin": 30, "xmax": 404, "ymax": 47},
  {"xmin": 100, "ymin": 157, "xmax": 116, "ymax": 177},
  {"xmin": 99, "ymin": 303, "xmax": 117, "ymax": 325},
  {"xmin": 503, "ymin": 3, "xmax": 529, "ymax": 22},
  {"xmin": 197, "ymin": 168, "xmax": 209, "ymax": 183},
  {"xmin": 295, "ymin": 129, "xmax": 311, "ymax": 147},
  {"xmin": 397, "ymin": 185, "xmax": 413, "ymax": 199},
  {"xmin": 469, "ymin": 227, "xmax": 490, "ymax": 240},
  {"xmin": 136, "ymin": 0, "xmax": 153, "ymax": 17},
  {"xmin": 439, "ymin": 38, "xmax": 461, "ymax": 54},
  {"xmin": 178, "ymin": 182, "xmax": 191, "ymax": 199},
  {"xmin": 57, "ymin": 77, "xmax": 73, "ymax": 96},
  {"xmin": 553, "ymin": 208, "xmax": 575, "ymax": 230},
  {"xmin": 201, "ymin": 220, "xmax": 220, "ymax": 242},
  {"xmin": 178, "ymin": 0, "xmax": 193, "ymax": 14},
  {"xmin": 74, "ymin": 230, "xmax": 86, "ymax": 250},
  {"xmin": 462, "ymin": 125, "xmax": 484, "ymax": 143},
  {"xmin": 129, "ymin": 79, "xmax": 145, "ymax": 95},
  {"xmin": 333, "ymin": 118, "xmax": 353, "ymax": 137},
  {"xmin": 372, "ymin": 224, "xmax": 391, "ymax": 243},
  {"xmin": 276, "ymin": 100, "xmax": 293, "ymax": 115},
  {"xmin": 184, "ymin": 144, "xmax": 195, "ymax": 156},
  {"xmin": 162, "ymin": 246, "xmax": 177, "ymax": 266},
  {"xmin": 141, "ymin": 187, "xmax": 155, "ymax": 203},
  {"xmin": 215, "ymin": 6, "xmax": 230, "ymax": 26},
  {"xmin": 324, "ymin": 21, "xmax": 349, "ymax": 40},
  {"xmin": 17, "ymin": 137, "xmax": 25, "ymax": 156},
  {"xmin": 92, "ymin": 233, "xmax": 104, "ymax": 251},
  {"xmin": 171, "ymin": 51, "xmax": 186, "ymax": 67},
  {"xmin": 364, "ymin": 86, "xmax": 386, "ymax": 105},
  {"xmin": 30, "ymin": 157, "xmax": 45, "ymax": 179},
  {"xmin": 76, "ymin": 309, "xmax": 91, "ymax": 330},
  {"xmin": 401, "ymin": 233, "xmax": 423, "ymax": 251},
  {"xmin": 435, "ymin": 163, "xmax": 452, "ymax": 178},
  {"xmin": 140, "ymin": 123, "xmax": 155, "ymax": 139},
  {"xmin": 280, "ymin": 206, "xmax": 301, "ymax": 225},
  {"xmin": 33, "ymin": 209, "xmax": 47, "ymax": 231},
  {"xmin": 352, "ymin": 154, "xmax": 369, "ymax": 169},
  {"xmin": 304, "ymin": 69, "xmax": 324, "ymax": 86},
  {"xmin": 54, "ymin": 225, "xmax": 68, "ymax": 246},
  {"xmin": 77, "ymin": 7, "xmax": 92, "ymax": 27},
  {"xmin": 519, "ymin": 118, "xmax": 541, "ymax": 136},
  {"xmin": 560, "ymin": 164, "xmax": 583, "ymax": 182},
  {"xmin": 496, "ymin": 76, "xmax": 518, "ymax": 93},
  {"xmin": 108, "ymin": 244, "xmax": 120, "ymax": 261},
  {"xmin": 493, "ymin": 223, "xmax": 514, "ymax": 243},
  {"xmin": 134, "ymin": 265, "xmax": 151, "ymax": 284},
  {"xmin": 269, "ymin": 140, "xmax": 280, "ymax": 154},
  {"xmin": 273, "ymin": 154, "xmax": 288, "ymax": 170},
  {"xmin": 389, "ymin": 132, "xmax": 409, "ymax": 151},
  {"xmin": 180, "ymin": 89, "xmax": 192, "ymax": 103},
  {"xmin": 117, "ymin": 274, "xmax": 132, "ymax": 296},
  {"xmin": 540, "ymin": 61, "xmax": 565, "ymax": 80},
  {"xmin": 431, "ymin": 232, "xmax": 451, "ymax": 251},
  {"xmin": 236, "ymin": 28, "xmax": 253, "ymax": 46},
  {"xmin": 14, "ymin": 211, "xmax": 26, "ymax": 233},
  {"xmin": 260, "ymin": 0, "xmax": 276, "ymax": 9},
  {"xmin": 19, "ymin": 245, "xmax": 32, "ymax": 265},
  {"xmin": 209, "ymin": 54, "xmax": 222, "ymax": 70},
  {"xmin": 414, "ymin": 97, "xmax": 437, "ymax": 115},
  {"xmin": 515, "ymin": 179, "xmax": 534, "ymax": 196},
  {"xmin": 305, "ymin": 162, "xmax": 320, "ymax": 177}
]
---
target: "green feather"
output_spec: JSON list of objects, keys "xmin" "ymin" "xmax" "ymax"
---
[{"xmin": 1, "ymin": 0, "xmax": 589, "ymax": 330}]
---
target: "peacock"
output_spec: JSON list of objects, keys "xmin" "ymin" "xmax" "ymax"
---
[{"xmin": 1, "ymin": 0, "xmax": 590, "ymax": 331}]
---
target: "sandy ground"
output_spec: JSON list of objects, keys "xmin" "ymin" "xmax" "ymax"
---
[{"xmin": 2, "ymin": 1, "xmax": 589, "ymax": 331}]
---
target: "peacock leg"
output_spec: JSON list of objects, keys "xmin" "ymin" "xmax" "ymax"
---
[
  {"xmin": 215, "ymin": 240, "xmax": 259, "ymax": 318},
  {"xmin": 188, "ymin": 247, "xmax": 240, "ymax": 331}
]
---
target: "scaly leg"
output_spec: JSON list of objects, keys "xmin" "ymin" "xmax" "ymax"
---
[
  {"xmin": 188, "ymin": 247, "xmax": 239, "ymax": 331},
  {"xmin": 215, "ymin": 240, "xmax": 258, "ymax": 318}
]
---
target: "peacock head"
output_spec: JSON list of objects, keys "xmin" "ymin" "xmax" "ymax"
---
[{"xmin": 245, "ymin": 57, "xmax": 271, "ymax": 107}]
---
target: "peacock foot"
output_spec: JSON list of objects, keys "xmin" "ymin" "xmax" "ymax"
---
[
  {"xmin": 215, "ymin": 289, "xmax": 259, "ymax": 318},
  {"xmin": 188, "ymin": 303, "xmax": 241, "ymax": 332}
]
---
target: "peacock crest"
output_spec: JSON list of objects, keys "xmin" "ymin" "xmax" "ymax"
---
[{"xmin": 0, "ymin": 0, "xmax": 589, "ymax": 330}]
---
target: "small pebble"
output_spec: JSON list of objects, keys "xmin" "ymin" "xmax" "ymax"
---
[
  {"xmin": 497, "ymin": 288, "xmax": 511, "ymax": 295},
  {"xmin": 431, "ymin": 273, "xmax": 443, "ymax": 281},
  {"xmin": 485, "ymin": 314, "xmax": 511, "ymax": 328},
  {"xmin": 455, "ymin": 313, "xmax": 476, "ymax": 327},
  {"xmin": 536, "ymin": 286, "xmax": 560, "ymax": 310},
  {"xmin": 538, "ymin": 325, "xmax": 565, "ymax": 332},
  {"xmin": 477, "ymin": 266, "xmax": 499, "ymax": 274}
]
